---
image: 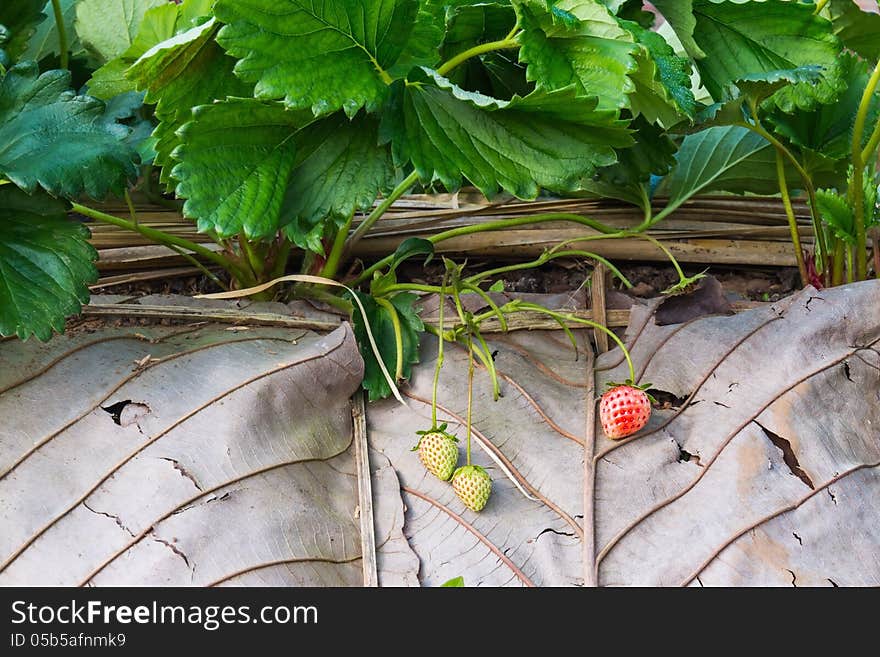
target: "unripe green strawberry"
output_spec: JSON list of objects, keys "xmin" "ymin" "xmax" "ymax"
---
[
  {"xmin": 451, "ymin": 465, "xmax": 492, "ymax": 512},
  {"xmin": 599, "ymin": 383, "xmax": 653, "ymax": 440},
  {"xmin": 413, "ymin": 428, "xmax": 459, "ymax": 481}
]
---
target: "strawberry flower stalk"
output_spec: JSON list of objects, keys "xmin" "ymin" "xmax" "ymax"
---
[
  {"xmin": 449, "ymin": 280, "xmax": 492, "ymax": 512},
  {"xmin": 413, "ymin": 269, "xmax": 459, "ymax": 481}
]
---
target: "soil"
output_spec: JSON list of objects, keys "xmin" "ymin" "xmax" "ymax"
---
[
  {"xmin": 395, "ymin": 259, "xmax": 801, "ymax": 303},
  {"xmin": 82, "ymin": 259, "xmax": 801, "ymax": 336}
]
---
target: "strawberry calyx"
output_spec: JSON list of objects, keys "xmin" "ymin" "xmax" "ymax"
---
[
  {"xmin": 411, "ymin": 423, "xmax": 458, "ymax": 451},
  {"xmin": 451, "ymin": 464, "xmax": 489, "ymax": 479},
  {"xmin": 604, "ymin": 380, "xmax": 658, "ymax": 405}
]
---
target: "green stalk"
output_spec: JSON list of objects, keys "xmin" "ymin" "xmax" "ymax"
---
[
  {"xmin": 514, "ymin": 302, "xmax": 637, "ymax": 383},
  {"xmin": 239, "ymin": 236, "xmax": 266, "ymax": 278},
  {"xmin": 471, "ymin": 327, "xmax": 501, "ymax": 400},
  {"xmin": 345, "ymin": 171, "xmax": 420, "ymax": 253},
  {"xmin": 124, "ymin": 189, "xmax": 138, "ymax": 225},
  {"xmin": 465, "ymin": 331, "xmax": 475, "ymax": 466},
  {"xmin": 124, "ymin": 197, "xmax": 225, "ymax": 290},
  {"xmin": 850, "ymin": 59, "xmax": 880, "ymax": 280},
  {"xmin": 320, "ymin": 211, "xmax": 355, "ymax": 279},
  {"xmin": 464, "ymin": 248, "xmax": 632, "ymax": 289},
  {"xmin": 351, "ymin": 213, "xmax": 618, "ymax": 287},
  {"xmin": 381, "ymin": 283, "xmax": 442, "ymax": 294},
  {"xmin": 268, "ymin": 238, "xmax": 292, "ymax": 280},
  {"xmin": 435, "ymin": 37, "xmax": 520, "ymax": 78},
  {"xmin": 739, "ymin": 110, "xmax": 828, "ymax": 270},
  {"xmin": 832, "ymin": 238, "xmax": 845, "ymax": 287},
  {"xmin": 431, "ymin": 273, "xmax": 449, "ymax": 429},
  {"xmin": 846, "ymin": 241, "xmax": 856, "ymax": 283},
  {"xmin": 375, "ymin": 297, "xmax": 404, "ymax": 380},
  {"xmin": 71, "ymin": 203, "xmax": 244, "ymax": 277},
  {"xmin": 462, "ymin": 282, "xmax": 507, "ymax": 332},
  {"xmin": 775, "ymin": 149, "xmax": 809, "ymax": 287},
  {"xmin": 50, "ymin": 0, "xmax": 68, "ymax": 70}
]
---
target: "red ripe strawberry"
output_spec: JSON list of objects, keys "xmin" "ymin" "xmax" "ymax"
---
[
  {"xmin": 413, "ymin": 426, "xmax": 459, "ymax": 480},
  {"xmin": 599, "ymin": 383, "xmax": 653, "ymax": 440}
]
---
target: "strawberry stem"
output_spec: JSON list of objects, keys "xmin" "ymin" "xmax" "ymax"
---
[
  {"xmin": 466, "ymin": 329, "xmax": 475, "ymax": 467},
  {"xmin": 431, "ymin": 271, "xmax": 449, "ymax": 429}
]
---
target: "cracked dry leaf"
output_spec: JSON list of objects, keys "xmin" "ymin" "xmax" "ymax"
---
[
  {"xmin": 0, "ymin": 323, "xmax": 415, "ymax": 586},
  {"xmin": 594, "ymin": 280, "xmax": 880, "ymax": 586},
  {"xmin": 369, "ymin": 329, "xmax": 590, "ymax": 587},
  {"xmin": 370, "ymin": 282, "xmax": 880, "ymax": 587}
]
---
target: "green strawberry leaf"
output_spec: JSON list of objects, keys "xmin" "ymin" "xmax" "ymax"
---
[
  {"xmin": 0, "ymin": 62, "xmax": 138, "ymax": 199},
  {"xmin": 515, "ymin": 0, "xmax": 639, "ymax": 112},
  {"xmin": 579, "ymin": 116, "xmax": 676, "ymax": 210},
  {"xmin": 86, "ymin": 2, "xmax": 180, "ymax": 100},
  {"xmin": 813, "ymin": 188, "xmax": 856, "ymax": 244},
  {"xmin": 370, "ymin": 238, "xmax": 435, "ymax": 297},
  {"xmin": 172, "ymin": 98, "xmax": 312, "ymax": 240},
  {"xmin": 441, "ymin": 2, "xmax": 522, "ymax": 96},
  {"xmin": 349, "ymin": 291, "xmax": 424, "ymax": 402},
  {"xmin": 127, "ymin": 17, "xmax": 253, "ymax": 189},
  {"xmin": 389, "ymin": 67, "xmax": 632, "ymax": 199},
  {"xmin": 388, "ymin": 0, "xmax": 444, "ymax": 78},
  {"xmin": 489, "ymin": 280, "xmax": 505, "ymax": 292},
  {"xmin": 698, "ymin": 67, "xmax": 825, "ymax": 128},
  {"xmin": 390, "ymin": 237, "xmax": 435, "ymax": 270},
  {"xmin": 440, "ymin": 576, "xmax": 465, "ymax": 587},
  {"xmin": 214, "ymin": 0, "xmax": 421, "ymax": 117},
  {"xmin": 828, "ymin": 0, "xmax": 880, "ymax": 62},
  {"xmin": 23, "ymin": 0, "xmax": 83, "ymax": 63},
  {"xmin": 656, "ymin": 126, "xmax": 779, "ymax": 207},
  {"xmin": 650, "ymin": 0, "xmax": 704, "ymax": 58},
  {"xmin": 691, "ymin": 0, "xmax": 843, "ymax": 111},
  {"xmin": 75, "ymin": 0, "xmax": 166, "ymax": 65},
  {"xmin": 621, "ymin": 19, "xmax": 696, "ymax": 128},
  {"xmin": 766, "ymin": 54, "xmax": 880, "ymax": 161},
  {"xmin": 0, "ymin": 186, "xmax": 97, "ymax": 341},
  {"xmin": 0, "ymin": 0, "xmax": 46, "ymax": 62},
  {"xmin": 283, "ymin": 112, "xmax": 395, "ymax": 247}
]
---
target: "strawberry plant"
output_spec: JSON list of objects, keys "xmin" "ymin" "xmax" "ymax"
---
[{"xmin": 1, "ymin": 0, "xmax": 878, "ymax": 400}]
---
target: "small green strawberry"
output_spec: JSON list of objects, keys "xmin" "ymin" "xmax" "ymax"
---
[
  {"xmin": 413, "ymin": 424, "xmax": 459, "ymax": 480},
  {"xmin": 451, "ymin": 465, "xmax": 492, "ymax": 512}
]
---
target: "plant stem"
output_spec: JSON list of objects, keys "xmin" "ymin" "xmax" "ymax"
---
[
  {"xmin": 513, "ymin": 302, "xmax": 637, "ymax": 383},
  {"xmin": 321, "ymin": 212, "xmax": 355, "ymax": 280},
  {"xmin": 239, "ymin": 236, "xmax": 265, "ymax": 278},
  {"xmin": 465, "ymin": 331, "xmax": 475, "ymax": 467},
  {"xmin": 740, "ymin": 111, "xmax": 828, "ymax": 270},
  {"xmin": 123, "ymin": 189, "xmax": 138, "ymax": 225},
  {"xmin": 465, "ymin": 248, "xmax": 632, "ymax": 288},
  {"xmin": 431, "ymin": 274, "xmax": 448, "ymax": 429},
  {"xmin": 775, "ymin": 149, "xmax": 809, "ymax": 287},
  {"xmin": 71, "ymin": 203, "xmax": 243, "ymax": 276},
  {"xmin": 435, "ymin": 37, "xmax": 520, "ymax": 78},
  {"xmin": 846, "ymin": 246, "xmax": 856, "ymax": 283},
  {"xmin": 375, "ymin": 297, "xmax": 404, "ymax": 380},
  {"xmin": 268, "ymin": 238, "xmax": 292, "ymax": 280},
  {"xmin": 851, "ymin": 60, "xmax": 880, "ymax": 280},
  {"xmin": 351, "ymin": 212, "xmax": 618, "ymax": 287},
  {"xmin": 50, "ymin": 0, "xmax": 68, "ymax": 70},
  {"xmin": 832, "ymin": 238, "xmax": 845, "ymax": 287},
  {"xmin": 345, "ymin": 170, "xmax": 420, "ymax": 254},
  {"xmin": 382, "ymin": 283, "xmax": 443, "ymax": 294}
]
